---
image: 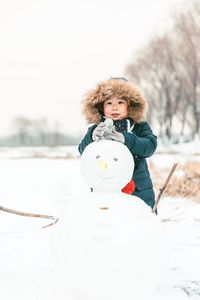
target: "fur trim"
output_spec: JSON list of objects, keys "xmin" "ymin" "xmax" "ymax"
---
[{"xmin": 82, "ymin": 79, "xmax": 148, "ymax": 124}]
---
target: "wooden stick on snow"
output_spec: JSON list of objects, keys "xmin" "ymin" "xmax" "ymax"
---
[
  {"xmin": 152, "ymin": 162, "xmax": 178, "ymax": 214},
  {"xmin": 0, "ymin": 205, "xmax": 58, "ymax": 228}
]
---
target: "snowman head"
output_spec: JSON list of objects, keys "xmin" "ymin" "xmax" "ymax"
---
[{"xmin": 80, "ymin": 140, "xmax": 134, "ymax": 193}]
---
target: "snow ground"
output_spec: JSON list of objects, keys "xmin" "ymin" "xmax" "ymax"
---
[{"xmin": 0, "ymin": 149, "xmax": 200, "ymax": 299}]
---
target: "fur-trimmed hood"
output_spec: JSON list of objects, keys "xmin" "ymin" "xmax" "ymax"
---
[{"xmin": 82, "ymin": 79, "xmax": 148, "ymax": 124}]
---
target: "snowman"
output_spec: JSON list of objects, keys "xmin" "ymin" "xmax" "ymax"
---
[
  {"xmin": 80, "ymin": 139, "xmax": 135, "ymax": 194},
  {"xmin": 57, "ymin": 140, "xmax": 165, "ymax": 300}
]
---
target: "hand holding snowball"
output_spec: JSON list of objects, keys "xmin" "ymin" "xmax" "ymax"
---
[
  {"xmin": 108, "ymin": 127, "xmax": 125, "ymax": 143},
  {"xmin": 92, "ymin": 118, "xmax": 124, "ymax": 143},
  {"xmin": 92, "ymin": 122, "xmax": 106, "ymax": 141},
  {"xmin": 92, "ymin": 118, "xmax": 113, "ymax": 141}
]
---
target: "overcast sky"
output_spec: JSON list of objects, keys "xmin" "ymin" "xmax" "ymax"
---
[{"xmin": 0, "ymin": 0, "xmax": 185, "ymax": 136}]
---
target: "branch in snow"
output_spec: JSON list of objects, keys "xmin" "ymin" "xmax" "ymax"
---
[{"xmin": 0, "ymin": 205, "xmax": 58, "ymax": 229}]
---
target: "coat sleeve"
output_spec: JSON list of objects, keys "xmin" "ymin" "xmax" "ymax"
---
[
  {"xmin": 123, "ymin": 122, "xmax": 157, "ymax": 158},
  {"xmin": 78, "ymin": 125, "xmax": 96, "ymax": 155}
]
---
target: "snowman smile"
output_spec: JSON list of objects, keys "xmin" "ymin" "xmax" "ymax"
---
[{"xmin": 97, "ymin": 174, "xmax": 114, "ymax": 180}]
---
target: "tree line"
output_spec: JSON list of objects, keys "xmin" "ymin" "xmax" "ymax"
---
[
  {"xmin": 0, "ymin": 117, "xmax": 80, "ymax": 147},
  {"xmin": 126, "ymin": 0, "xmax": 200, "ymax": 143}
]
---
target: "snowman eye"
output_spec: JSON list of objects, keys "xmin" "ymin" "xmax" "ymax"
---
[
  {"xmin": 113, "ymin": 157, "xmax": 118, "ymax": 161},
  {"xmin": 96, "ymin": 155, "xmax": 100, "ymax": 159}
]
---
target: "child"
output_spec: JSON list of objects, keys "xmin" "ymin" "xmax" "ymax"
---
[{"xmin": 78, "ymin": 77, "xmax": 157, "ymax": 209}]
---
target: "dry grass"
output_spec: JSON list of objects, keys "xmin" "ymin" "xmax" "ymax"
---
[{"xmin": 149, "ymin": 161, "xmax": 200, "ymax": 202}]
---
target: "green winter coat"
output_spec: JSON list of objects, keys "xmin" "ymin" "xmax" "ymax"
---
[{"xmin": 78, "ymin": 78, "xmax": 157, "ymax": 208}]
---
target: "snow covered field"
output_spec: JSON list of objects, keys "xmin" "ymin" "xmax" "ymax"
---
[{"xmin": 0, "ymin": 146, "xmax": 200, "ymax": 299}]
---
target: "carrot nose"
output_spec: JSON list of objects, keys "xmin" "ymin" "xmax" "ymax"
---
[{"xmin": 99, "ymin": 161, "xmax": 108, "ymax": 170}]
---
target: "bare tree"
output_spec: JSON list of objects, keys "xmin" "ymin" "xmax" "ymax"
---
[
  {"xmin": 172, "ymin": 0, "xmax": 200, "ymax": 137},
  {"xmin": 12, "ymin": 117, "xmax": 32, "ymax": 145},
  {"xmin": 125, "ymin": 0, "xmax": 200, "ymax": 141},
  {"xmin": 126, "ymin": 34, "xmax": 181, "ymax": 141}
]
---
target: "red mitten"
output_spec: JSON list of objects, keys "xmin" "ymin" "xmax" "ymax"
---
[{"xmin": 121, "ymin": 179, "xmax": 135, "ymax": 194}]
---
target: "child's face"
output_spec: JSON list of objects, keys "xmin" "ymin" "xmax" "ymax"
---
[{"xmin": 103, "ymin": 97, "xmax": 128, "ymax": 120}]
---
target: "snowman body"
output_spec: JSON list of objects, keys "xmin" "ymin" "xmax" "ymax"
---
[{"xmin": 59, "ymin": 141, "xmax": 163, "ymax": 300}]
